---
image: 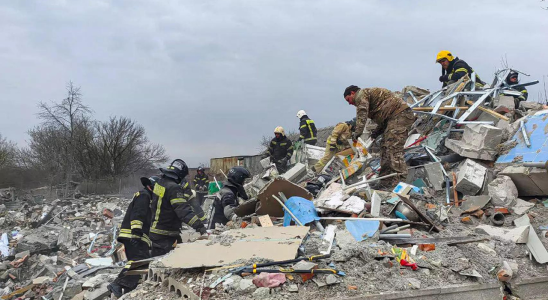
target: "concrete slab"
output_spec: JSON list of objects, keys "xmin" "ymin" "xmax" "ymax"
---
[
  {"xmin": 456, "ymin": 159, "xmax": 487, "ymax": 196},
  {"xmin": 475, "ymin": 225, "xmax": 529, "ymax": 244},
  {"xmin": 512, "ymin": 199, "xmax": 535, "ymax": 215},
  {"xmin": 281, "ymin": 163, "xmax": 307, "ymax": 183},
  {"xmin": 526, "ymin": 225, "xmax": 548, "ymax": 264},
  {"xmin": 445, "ymin": 139, "xmax": 498, "ymax": 161},
  {"xmin": 445, "ymin": 124, "xmax": 502, "ymax": 161},
  {"xmin": 461, "ymin": 195, "xmax": 491, "ymax": 211},
  {"xmin": 500, "ymin": 166, "xmax": 545, "ymax": 197}
]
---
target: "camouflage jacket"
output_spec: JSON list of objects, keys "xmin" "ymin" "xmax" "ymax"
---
[{"xmin": 354, "ymin": 88, "xmax": 409, "ymax": 136}]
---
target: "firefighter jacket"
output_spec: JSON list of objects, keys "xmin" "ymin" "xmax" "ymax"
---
[
  {"xmin": 150, "ymin": 177, "xmax": 206, "ymax": 239},
  {"xmin": 298, "ymin": 116, "xmax": 318, "ymax": 144},
  {"xmin": 267, "ymin": 136, "xmax": 293, "ymax": 162},
  {"xmin": 327, "ymin": 122, "xmax": 352, "ymax": 149},
  {"xmin": 211, "ymin": 181, "xmax": 242, "ymax": 227},
  {"xmin": 441, "ymin": 57, "xmax": 484, "ymax": 87},
  {"xmin": 118, "ymin": 188, "xmax": 152, "ymax": 247},
  {"xmin": 193, "ymin": 172, "xmax": 209, "ymax": 190},
  {"xmin": 353, "ymin": 88, "xmax": 410, "ymax": 137}
]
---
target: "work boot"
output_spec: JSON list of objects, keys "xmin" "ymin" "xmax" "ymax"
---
[{"xmin": 107, "ymin": 282, "xmax": 123, "ymax": 298}]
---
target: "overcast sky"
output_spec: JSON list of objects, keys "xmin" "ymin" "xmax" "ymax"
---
[{"xmin": 1, "ymin": 0, "xmax": 547, "ymax": 167}]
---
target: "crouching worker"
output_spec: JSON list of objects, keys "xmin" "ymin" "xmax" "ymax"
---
[
  {"xmin": 108, "ymin": 176, "xmax": 158, "ymax": 297},
  {"xmin": 313, "ymin": 119, "xmax": 355, "ymax": 173},
  {"xmin": 210, "ymin": 167, "xmax": 250, "ymax": 228}
]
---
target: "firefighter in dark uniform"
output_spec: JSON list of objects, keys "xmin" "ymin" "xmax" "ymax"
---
[
  {"xmin": 506, "ymin": 71, "xmax": 528, "ymax": 109},
  {"xmin": 436, "ymin": 50, "xmax": 485, "ymax": 88},
  {"xmin": 193, "ymin": 166, "xmax": 209, "ymax": 207},
  {"xmin": 210, "ymin": 166, "xmax": 251, "ymax": 228},
  {"xmin": 107, "ymin": 176, "xmax": 158, "ymax": 297},
  {"xmin": 150, "ymin": 159, "xmax": 207, "ymax": 256},
  {"xmin": 296, "ymin": 110, "xmax": 318, "ymax": 145},
  {"xmin": 266, "ymin": 126, "xmax": 294, "ymax": 174}
]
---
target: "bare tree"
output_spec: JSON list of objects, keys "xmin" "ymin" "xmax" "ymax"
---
[
  {"xmin": 0, "ymin": 134, "xmax": 17, "ymax": 169},
  {"xmin": 95, "ymin": 116, "xmax": 168, "ymax": 178}
]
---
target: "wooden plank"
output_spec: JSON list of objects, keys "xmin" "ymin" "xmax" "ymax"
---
[
  {"xmin": 258, "ymin": 215, "xmax": 273, "ymax": 227},
  {"xmin": 398, "ymin": 195, "xmax": 443, "ymax": 232}
]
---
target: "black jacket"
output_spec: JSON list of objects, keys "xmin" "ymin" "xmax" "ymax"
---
[
  {"xmin": 299, "ymin": 116, "xmax": 317, "ymax": 145},
  {"xmin": 193, "ymin": 173, "xmax": 209, "ymax": 190},
  {"xmin": 118, "ymin": 188, "xmax": 152, "ymax": 247},
  {"xmin": 268, "ymin": 136, "xmax": 293, "ymax": 162},
  {"xmin": 211, "ymin": 181, "xmax": 247, "ymax": 227},
  {"xmin": 149, "ymin": 177, "xmax": 206, "ymax": 239},
  {"xmin": 441, "ymin": 57, "xmax": 484, "ymax": 87}
]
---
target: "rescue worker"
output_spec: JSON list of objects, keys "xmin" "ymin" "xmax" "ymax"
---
[
  {"xmin": 193, "ymin": 166, "xmax": 209, "ymax": 207},
  {"xmin": 313, "ymin": 119, "xmax": 355, "ymax": 173},
  {"xmin": 297, "ymin": 110, "xmax": 318, "ymax": 145},
  {"xmin": 266, "ymin": 127, "xmax": 294, "ymax": 174},
  {"xmin": 107, "ymin": 175, "xmax": 158, "ymax": 297},
  {"xmin": 193, "ymin": 167, "xmax": 209, "ymax": 193},
  {"xmin": 343, "ymin": 85, "xmax": 415, "ymax": 185},
  {"xmin": 150, "ymin": 159, "xmax": 207, "ymax": 256},
  {"xmin": 506, "ymin": 71, "xmax": 528, "ymax": 109},
  {"xmin": 183, "ymin": 178, "xmax": 208, "ymax": 225},
  {"xmin": 210, "ymin": 166, "xmax": 251, "ymax": 228},
  {"xmin": 436, "ymin": 50, "xmax": 485, "ymax": 88}
]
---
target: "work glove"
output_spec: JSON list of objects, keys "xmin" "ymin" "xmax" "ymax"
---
[
  {"xmin": 439, "ymin": 74, "xmax": 449, "ymax": 82},
  {"xmin": 329, "ymin": 143, "xmax": 337, "ymax": 151},
  {"xmin": 198, "ymin": 226, "xmax": 207, "ymax": 235}
]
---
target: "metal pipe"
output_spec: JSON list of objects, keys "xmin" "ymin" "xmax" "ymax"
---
[
  {"xmin": 510, "ymin": 80, "xmax": 540, "ymax": 89},
  {"xmin": 471, "ymin": 72, "xmax": 476, "ymax": 91},
  {"xmin": 383, "ymin": 224, "xmax": 411, "ymax": 234},
  {"xmin": 380, "ymin": 224, "xmax": 398, "ymax": 233},
  {"xmin": 379, "ymin": 234, "xmax": 412, "ymax": 239},
  {"xmin": 414, "ymin": 111, "xmax": 459, "ymax": 122},
  {"xmin": 457, "ymin": 121, "xmax": 495, "ymax": 125},
  {"xmin": 520, "ymin": 120, "xmax": 531, "ymax": 148},
  {"xmin": 407, "ymin": 91, "xmax": 419, "ymax": 104}
]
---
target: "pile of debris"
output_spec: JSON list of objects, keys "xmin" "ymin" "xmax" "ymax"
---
[
  {"xmin": 3, "ymin": 67, "xmax": 548, "ymax": 300},
  {"xmin": 116, "ymin": 68, "xmax": 548, "ymax": 299},
  {"xmin": 0, "ymin": 193, "xmax": 131, "ymax": 299}
]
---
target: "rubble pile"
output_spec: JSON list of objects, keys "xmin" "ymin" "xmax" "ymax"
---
[
  {"xmin": 3, "ymin": 68, "xmax": 548, "ymax": 300},
  {"xmin": 0, "ymin": 194, "xmax": 131, "ymax": 299}
]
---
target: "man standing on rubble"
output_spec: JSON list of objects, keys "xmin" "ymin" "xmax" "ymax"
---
[
  {"xmin": 193, "ymin": 167, "xmax": 209, "ymax": 194},
  {"xmin": 149, "ymin": 159, "xmax": 208, "ymax": 256},
  {"xmin": 436, "ymin": 50, "xmax": 485, "ymax": 88},
  {"xmin": 313, "ymin": 119, "xmax": 355, "ymax": 173},
  {"xmin": 343, "ymin": 86, "xmax": 415, "ymax": 185},
  {"xmin": 297, "ymin": 110, "xmax": 318, "ymax": 145},
  {"xmin": 265, "ymin": 126, "xmax": 294, "ymax": 174},
  {"xmin": 108, "ymin": 176, "xmax": 158, "ymax": 297},
  {"xmin": 506, "ymin": 71, "xmax": 528, "ymax": 109},
  {"xmin": 210, "ymin": 166, "xmax": 251, "ymax": 228}
]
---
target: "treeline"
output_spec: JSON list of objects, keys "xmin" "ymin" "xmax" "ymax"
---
[{"xmin": 0, "ymin": 82, "xmax": 168, "ymax": 191}]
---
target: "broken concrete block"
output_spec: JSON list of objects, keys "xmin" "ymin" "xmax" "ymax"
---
[
  {"xmin": 84, "ymin": 282, "xmax": 109, "ymax": 300},
  {"xmin": 461, "ymin": 195, "xmax": 491, "ymax": 211},
  {"xmin": 520, "ymin": 101, "xmax": 544, "ymax": 111},
  {"xmin": 253, "ymin": 287, "xmax": 270, "ymax": 298},
  {"xmin": 239, "ymin": 279, "xmax": 254, "ymax": 291},
  {"xmin": 407, "ymin": 278, "xmax": 421, "ymax": 289},
  {"xmin": 445, "ymin": 125, "xmax": 502, "ymax": 161},
  {"xmin": 476, "ymin": 225, "xmax": 530, "ymax": 244},
  {"xmin": 281, "ymin": 163, "xmax": 307, "ymax": 183},
  {"xmin": 512, "ymin": 198, "xmax": 535, "ymax": 215},
  {"xmin": 526, "ymin": 225, "xmax": 548, "ymax": 264},
  {"xmin": 288, "ymin": 284, "xmax": 299, "ymax": 292},
  {"xmin": 370, "ymin": 192, "xmax": 381, "ymax": 217},
  {"xmin": 456, "ymin": 159, "xmax": 487, "ymax": 196},
  {"xmin": 488, "ymin": 176, "xmax": 518, "ymax": 207},
  {"xmin": 423, "ymin": 162, "xmax": 444, "ymax": 191},
  {"xmin": 325, "ymin": 274, "xmax": 339, "ymax": 285},
  {"xmin": 293, "ymin": 260, "xmax": 317, "ymax": 271},
  {"xmin": 477, "ymin": 243, "xmax": 497, "ymax": 256},
  {"xmin": 500, "ymin": 166, "xmax": 548, "ymax": 197},
  {"xmin": 496, "ymin": 95, "xmax": 516, "ymax": 111}
]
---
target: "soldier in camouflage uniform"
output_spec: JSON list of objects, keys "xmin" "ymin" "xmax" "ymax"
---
[
  {"xmin": 343, "ymin": 85, "xmax": 415, "ymax": 184},
  {"xmin": 313, "ymin": 120, "xmax": 355, "ymax": 173}
]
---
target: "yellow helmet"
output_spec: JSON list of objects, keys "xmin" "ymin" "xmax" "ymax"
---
[
  {"xmin": 435, "ymin": 50, "xmax": 454, "ymax": 63},
  {"xmin": 274, "ymin": 126, "xmax": 285, "ymax": 136}
]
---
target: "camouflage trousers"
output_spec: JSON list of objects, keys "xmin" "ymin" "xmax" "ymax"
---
[
  {"xmin": 380, "ymin": 109, "xmax": 415, "ymax": 180},
  {"xmin": 313, "ymin": 144, "xmax": 348, "ymax": 173}
]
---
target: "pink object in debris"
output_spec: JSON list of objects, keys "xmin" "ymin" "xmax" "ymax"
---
[{"xmin": 252, "ymin": 272, "xmax": 287, "ymax": 288}]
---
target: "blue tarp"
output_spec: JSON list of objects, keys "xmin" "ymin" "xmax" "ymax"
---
[
  {"xmin": 283, "ymin": 197, "xmax": 320, "ymax": 227},
  {"xmin": 345, "ymin": 220, "xmax": 380, "ymax": 242},
  {"xmin": 497, "ymin": 112, "xmax": 548, "ymax": 164}
]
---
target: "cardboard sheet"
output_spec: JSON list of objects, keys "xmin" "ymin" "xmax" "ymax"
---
[
  {"xmin": 161, "ymin": 226, "xmax": 310, "ymax": 269},
  {"xmin": 255, "ymin": 178, "xmax": 313, "ymax": 217}
]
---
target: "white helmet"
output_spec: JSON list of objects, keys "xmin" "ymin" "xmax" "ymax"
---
[{"xmin": 296, "ymin": 110, "xmax": 307, "ymax": 118}]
